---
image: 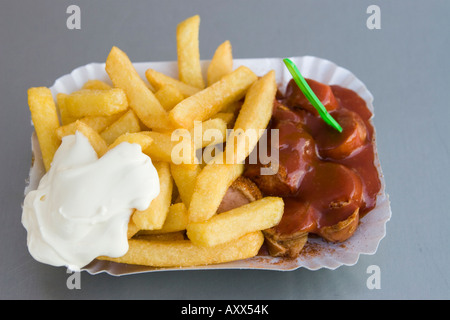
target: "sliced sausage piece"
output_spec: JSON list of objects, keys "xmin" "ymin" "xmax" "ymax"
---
[
  {"xmin": 316, "ymin": 109, "xmax": 368, "ymax": 160},
  {"xmin": 317, "ymin": 208, "xmax": 359, "ymax": 243},
  {"xmin": 283, "ymin": 78, "xmax": 339, "ymax": 116},
  {"xmin": 216, "ymin": 176, "xmax": 263, "ymax": 213},
  {"xmin": 245, "ymin": 120, "xmax": 316, "ymax": 197}
]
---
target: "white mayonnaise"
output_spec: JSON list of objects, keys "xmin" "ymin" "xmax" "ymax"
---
[{"xmin": 22, "ymin": 131, "xmax": 160, "ymax": 271}]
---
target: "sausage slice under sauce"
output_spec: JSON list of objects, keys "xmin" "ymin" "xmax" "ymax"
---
[{"xmin": 244, "ymin": 78, "xmax": 381, "ymax": 257}]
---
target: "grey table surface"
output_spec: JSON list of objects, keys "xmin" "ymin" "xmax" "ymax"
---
[{"xmin": 1, "ymin": 0, "xmax": 449, "ymax": 300}]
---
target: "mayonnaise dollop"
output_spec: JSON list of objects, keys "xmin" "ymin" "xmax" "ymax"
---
[{"xmin": 22, "ymin": 131, "xmax": 160, "ymax": 271}]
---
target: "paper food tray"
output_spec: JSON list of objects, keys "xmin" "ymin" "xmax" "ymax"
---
[{"xmin": 24, "ymin": 56, "xmax": 391, "ymax": 275}]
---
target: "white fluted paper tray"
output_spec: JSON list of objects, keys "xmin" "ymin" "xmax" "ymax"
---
[{"xmin": 26, "ymin": 56, "xmax": 391, "ymax": 275}]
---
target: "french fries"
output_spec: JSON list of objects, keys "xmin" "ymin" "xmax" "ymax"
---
[
  {"xmin": 225, "ymin": 70, "xmax": 277, "ymax": 163},
  {"xmin": 30, "ymin": 15, "xmax": 288, "ymax": 270},
  {"xmin": 145, "ymin": 68, "xmax": 201, "ymax": 97},
  {"xmin": 154, "ymin": 84, "xmax": 185, "ymax": 111},
  {"xmin": 132, "ymin": 161, "xmax": 173, "ymax": 230},
  {"xmin": 56, "ymin": 93, "xmax": 75, "ymax": 125},
  {"xmin": 141, "ymin": 130, "xmax": 196, "ymax": 164},
  {"xmin": 81, "ymin": 80, "xmax": 112, "ymax": 90},
  {"xmin": 170, "ymin": 164, "xmax": 202, "ymax": 207},
  {"xmin": 169, "ymin": 66, "xmax": 258, "ymax": 129},
  {"xmin": 127, "ymin": 218, "xmax": 140, "ymax": 239},
  {"xmin": 188, "ymin": 163, "xmax": 244, "ymax": 223},
  {"xmin": 56, "ymin": 120, "xmax": 108, "ymax": 157},
  {"xmin": 28, "ymin": 87, "xmax": 61, "ymax": 171},
  {"xmin": 107, "ymin": 132, "xmax": 153, "ymax": 151},
  {"xmin": 138, "ymin": 202, "xmax": 188, "ymax": 234},
  {"xmin": 207, "ymin": 40, "xmax": 233, "ymax": 86},
  {"xmin": 100, "ymin": 109, "xmax": 141, "ymax": 145},
  {"xmin": 73, "ymin": 112, "xmax": 125, "ymax": 132},
  {"xmin": 176, "ymin": 15, "xmax": 205, "ymax": 89},
  {"xmin": 60, "ymin": 88, "xmax": 128, "ymax": 118},
  {"xmin": 186, "ymin": 197, "xmax": 284, "ymax": 247},
  {"xmin": 105, "ymin": 46, "xmax": 172, "ymax": 131},
  {"xmin": 97, "ymin": 231, "xmax": 264, "ymax": 267}
]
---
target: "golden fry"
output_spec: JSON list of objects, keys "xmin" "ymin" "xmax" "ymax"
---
[
  {"xmin": 97, "ymin": 231, "xmax": 264, "ymax": 267},
  {"xmin": 28, "ymin": 87, "xmax": 61, "ymax": 171},
  {"xmin": 169, "ymin": 66, "xmax": 257, "ymax": 129},
  {"xmin": 154, "ymin": 84, "xmax": 185, "ymax": 111},
  {"xmin": 141, "ymin": 131, "xmax": 196, "ymax": 164},
  {"xmin": 63, "ymin": 88, "xmax": 128, "ymax": 117},
  {"xmin": 100, "ymin": 109, "xmax": 141, "ymax": 145},
  {"xmin": 207, "ymin": 40, "xmax": 233, "ymax": 86},
  {"xmin": 176, "ymin": 15, "xmax": 205, "ymax": 89},
  {"xmin": 191, "ymin": 117, "xmax": 227, "ymax": 149},
  {"xmin": 107, "ymin": 132, "xmax": 153, "ymax": 151},
  {"xmin": 132, "ymin": 162, "xmax": 173, "ymax": 230},
  {"xmin": 186, "ymin": 197, "xmax": 284, "ymax": 247},
  {"xmin": 188, "ymin": 163, "xmax": 244, "ymax": 223},
  {"xmin": 75, "ymin": 112, "xmax": 125, "ymax": 132},
  {"xmin": 56, "ymin": 93, "xmax": 76, "ymax": 125},
  {"xmin": 138, "ymin": 202, "xmax": 188, "ymax": 234},
  {"xmin": 127, "ymin": 218, "xmax": 140, "ymax": 239},
  {"xmin": 105, "ymin": 46, "xmax": 172, "ymax": 131},
  {"xmin": 145, "ymin": 68, "xmax": 201, "ymax": 97},
  {"xmin": 170, "ymin": 164, "xmax": 202, "ymax": 207},
  {"xmin": 225, "ymin": 70, "xmax": 277, "ymax": 164},
  {"xmin": 211, "ymin": 112, "xmax": 235, "ymax": 127},
  {"xmin": 56, "ymin": 120, "xmax": 108, "ymax": 157},
  {"xmin": 82, "ymin": 79, "xmax": 112, "ymax": 90}
]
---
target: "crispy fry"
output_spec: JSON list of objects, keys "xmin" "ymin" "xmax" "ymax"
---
[
  {"xmin": 221, "ymin": 100, "xmax": 242, "ymax": 115},
  {"xmin": 108, "ymin": 132, "xmax": 153, "ymax": 151},
  {"xmin": 176, "ymin": 15, "xmax": 205, "ymax": 89},
  {"xmin": 192, "ymin": 118, "xmax": 227, "ymax": 149},
  {"xmin": 56, "ymin": 93, "xmax": 76, "ymax": 125},
  {"xmin": 141, "ymin": 131, "xmax": 196, "ymax": 164},
  {"xmin": 28, "ymin": 87, "xmax": 61, "ymax": 171},
  {"xmin": 75, "ymin": 112, "xmax": 126, "ymax": 132},
  {"xmin": 211, "ymin": 112, "xmax": 235, "ymax": 127},
  {"xmin": 105, "ymin": 46, "xmax": 172, "ymax": 131},
  {"xmin": 188, "ymin": 163, "xmax": 244, "ymax": 223},
  {"xmin": 154, "ymin": 84, "xmax": 185, "ymax": 111},
  {"xmin": 139, "ymin": 118, "xmax": 227, "ymax": 165},
  {"xmin": 132, "ymin": 161, "xmax": 173, "ymax": 230},
  {"xmin": 145, "ymin": 68, "xmax": 201, "ymax": 97},
  {"xmin": 127, "ymin": 217, "xmax": 140, "ymax": 239},
  {"xmin": 225, "ymin": 70, "xmax": 277, "ymax": 164},
  {"xmin": 62, "ymin": 88, "xmax": 128, "ymax": 118},
  {"xmin": 186, "ymin": 197, "xmax": 284, "ymax": 247},
  {"xmin": 97, "ymin": 231, "xmax": 264, "ymax": 267},
  {"xmin": 56, "ymin": 91, "xmax": 126, "ymax": 130},
  {"xmin": 56, "ymin": 120, "xmax": 108, "ymax": 157},
  {"xmin": 169, "ymin": 66, "xmax": 257, "ymax": 129},
  {"xmin": 82, "ymin": 79, "xmax": 112, "ymax": 90},
  {"xmin": 100, "ymin": 109, "xmax": 141, "ymax": 145},
  {"xmin": 137, "ymin": 202, "xmax": 188, "ymax": 234},
  {"xmin": 170, "ymin": 164, "xmax": 202, "ymax": 207},
  {"xmin": 207, "ymin": 40, "xmax": 233, "ymax": 86}
]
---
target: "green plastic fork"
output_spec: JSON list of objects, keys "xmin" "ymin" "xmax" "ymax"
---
[{"xmin": 283, "ymin": 58, "xmax": 342, "ymax": 133}]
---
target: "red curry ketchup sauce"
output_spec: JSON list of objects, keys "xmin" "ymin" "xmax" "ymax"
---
[{"xmin": 245, "ymin": 78, "xmax": 381, "ymax": 244}]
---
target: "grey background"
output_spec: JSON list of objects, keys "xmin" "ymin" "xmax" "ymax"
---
[{"xmin": 1, "ymin": 0, "xmax": 449, "ymax": 300}]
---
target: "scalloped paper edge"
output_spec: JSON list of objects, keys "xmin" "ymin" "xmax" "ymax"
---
[{"xmin": 25, "ymin": 56, "xmax": 391, "ymax": 275}]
